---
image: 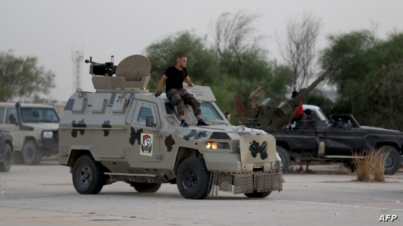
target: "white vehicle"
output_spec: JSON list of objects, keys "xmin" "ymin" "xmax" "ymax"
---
[{"xmin": 0, "ymin": 102, "xmax": 59, "ymax": 165}]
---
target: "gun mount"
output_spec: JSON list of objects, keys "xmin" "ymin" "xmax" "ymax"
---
[
  {"xmin": 85, "ymin": 55, "xmax": 152, "ymax": 92},
  {"xmin": 242, "ymin": 63, "xmax": 340, "ymax": 130}
]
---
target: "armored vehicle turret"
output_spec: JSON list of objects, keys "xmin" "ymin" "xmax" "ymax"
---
[
  {"xmin": 58, "ymin": 55, "xmax": 283, "ymax": 199},
  {"xmin": 245, "ymin": 63, "xmax": 340, "ymax": 130}
]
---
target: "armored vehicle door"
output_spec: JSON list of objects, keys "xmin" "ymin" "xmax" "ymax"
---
[{"xmin": 130, "ymin": 100, "xmax": 162, "ymax": 163}]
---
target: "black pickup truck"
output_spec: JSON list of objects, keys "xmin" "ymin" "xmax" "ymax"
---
[
  {"xmin": 272, "ymin": 105, "xmax": 403, "ymax": 175},
  {"xmin": 0, "ymin": 128, "xmax": 13, "ymax": 172}
]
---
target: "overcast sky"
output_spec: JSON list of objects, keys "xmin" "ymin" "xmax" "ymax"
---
[{"xmin": 1, "ymin": 0, "xmax": 402, "ymax": 102}]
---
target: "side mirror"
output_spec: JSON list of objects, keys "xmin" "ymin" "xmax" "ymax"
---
[{"xmin": 146, "ymin": 116, "xmax": 155, "ymax": 127}]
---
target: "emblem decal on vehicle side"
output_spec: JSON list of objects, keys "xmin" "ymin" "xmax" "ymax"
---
[
  {"xmin": 249, "ymin": 140, "xmax": 268, "ymax": 160},
  {"xmin": 140, "ymin": 133, "xmax": 153, "ymax": 156}
]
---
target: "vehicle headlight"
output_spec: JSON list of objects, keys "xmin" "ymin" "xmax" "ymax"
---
[
  {"xmin": 42, "ymin": 131, "xmax": 53, "ymax": 139},
  {"xmin": 205, "ymin": 141, "xmax": 217, "ymax": 149},
  {"xmin": 205, "ymin": 141, "xmax": 230, "ymax": 149}
]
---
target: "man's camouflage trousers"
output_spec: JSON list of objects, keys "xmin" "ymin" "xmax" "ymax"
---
[{"xmin": 166, "ymin": 88, "xmax": 201, "ymax": 116}]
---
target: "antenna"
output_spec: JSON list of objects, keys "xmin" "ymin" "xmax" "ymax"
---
[{"xmin": 71, "ymin": 49, "xmax": 84, "ymax": 92}]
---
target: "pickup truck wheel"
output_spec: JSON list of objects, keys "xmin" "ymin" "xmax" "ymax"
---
[
  {"xmin": 72, "ymin": 155, "xmax": 105, "ymax": 194},
  {"xmin": 277, "ymin": 146, "xmax": 290, "ymax": 173},
  {"xmin": 0, "ymin": 144, "xmax": 12, "ymax": 172},
  {"xmin": 244, "ymin": 191, "xmax": 271, "ymax": 198},
  {"xmin": 381, "ymin": 146, "xmax": 401, "ymax": 175},
  {"xmin": 22, "ymin": 141, "xmax": 43, "ymax": 165},
  {"xmin": 177, "ymin": 157, "xmax": 211, "ymax": 199},
  {"xmin": 130, "ymin": 182, "xmax": 161, "ymax": 193}
]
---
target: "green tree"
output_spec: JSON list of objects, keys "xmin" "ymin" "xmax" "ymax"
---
[
  {"xmin": 0, "ymin": 51, "xmax": 55, "ymax": 101},
  {"xmin": 320, "ymin": 30, "xmax": 403, "ymax": 129},
  {"xmin": 211, "ymin": 11, "xmax": 293, "ymax": 121},
  {"xmin": 144, "ymin": 12, "xmax": 293, "ymax": 124},
  {"xmin": 145, "ymin": 31, "xmax": 219, "ymax": 91}
]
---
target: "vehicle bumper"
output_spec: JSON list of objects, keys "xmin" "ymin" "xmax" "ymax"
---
[
  {"xmin": 36, "ymin": 138, "xmax": 59, "ymax": 154},
  {"xmin": 203, "ymin": 152, "xmax": 283, "ymax": 194}
]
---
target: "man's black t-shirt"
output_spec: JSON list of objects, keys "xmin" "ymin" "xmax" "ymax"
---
[{"xmin": 164, "ymin": 66, "xmax": 188, "ymax": 93}]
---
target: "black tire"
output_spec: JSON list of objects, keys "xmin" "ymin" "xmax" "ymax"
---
[
  {"xmin": 22, "ymin": 140, "xmax": 43, "ymax": 165},
  {"xmin": 130, "ymin": 182, "xmax": 161, "ymax": 193},
  {"xmin": 244, "ymin": 191, "xmax": 271, "ymax": 198},
  {"xmin": 0, "ymin": 143, "xmax": 12, "ymax": 172},
  {"xmin": 176, "ymin": 157, "xmax": 211, "ymax": 199},
  {"xmin": 72, "ymin": 155, "xmax": 105, "ymax": 194},
  {"xmin": 277, "ymin": 146, "xmax": 290, "ymax": 173},
  {"xmin": 381, "ymin": 146, "xmax": 401, "ymax": 175}
]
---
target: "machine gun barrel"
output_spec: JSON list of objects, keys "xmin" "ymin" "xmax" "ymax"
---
[{"xmin": 290, "ymin": 62, "xmax": 341, "ymax": 107}]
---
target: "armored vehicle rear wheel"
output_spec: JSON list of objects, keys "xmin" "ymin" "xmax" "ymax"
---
[
  {"xmin": 22, "ymin": 140, "xmax": 43, "ymax": 165},
  {"xmin": 277, "ymin": 146, "xmax": 290, "ymax": 173},
  {"xmin": 0, "ymin": 144, "xmax": 12, "ymax": 172},
  {"xmin": 130, "ymin": 182, "xmax": 161, "ymax": 193},
  {"xmin": 381, "ymin": 146, "xmax": 401, "ymax": 175},
  {"xmin": 177, "ymin": 157, "xmax": 211, "ymax": 199},
  {"xmin": 72, "ymin": 155, "xmax": 106, "ymax": 194},
  {"xmin": 244, "ymin": 191, "xmax": 271, "ymax": 198}
]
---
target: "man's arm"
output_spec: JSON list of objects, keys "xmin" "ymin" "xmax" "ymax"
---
[
  {"xmin": 154, "ymin": 75, "xmax": 168, "ymax": 96},
  {"xmin": 185, "ymin": 76, "xmax": 194, "ymax": 87}
]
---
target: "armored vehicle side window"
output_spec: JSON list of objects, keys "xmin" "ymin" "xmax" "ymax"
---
[
  {"xmin": 5, "ymin": 108, "xmax": 18, "ymax": 124},
  {"xmin": 137, "ymin": 107, "xmax": 153, "ymax": 123},
  {"xmin": 200, "ymin": 103, "xmax": 223, "ymax": 121},
  {"xmin": 0, "ymin": 108, "xmax": 4, "ymax": 123},
  {"xmin": 165, "ymin": 103, "xmax": 177, "ymax": 116}
]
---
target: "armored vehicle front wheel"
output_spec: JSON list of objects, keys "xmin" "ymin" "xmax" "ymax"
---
[
  {"xmin": 0, "ymin": 143, "xmax": 12, "ymax": 172},
  {"xmin": 72, "ymin": 155, "xmax": 106, "ymax": 194},
  {"xmin": 130, "ymin": 182, "xmax": 161, "ymax": 193},
  {"xmin": 381, "ymin": 146, "xmax": 401, "ymax": 175},
  {"xmin": 22, "ymin": 140, "xmax": 43, "ymax": 165},
  {"xmin": 177, "ymin": 157, "xmax": 211, "ymax": 199},
  {"xmin": 244, "ymin": 191, "xmax": 271, "ymax": 198},
  {"xmin": 277, "ymin": 146, "xmax": 290, "ymax": 173}
]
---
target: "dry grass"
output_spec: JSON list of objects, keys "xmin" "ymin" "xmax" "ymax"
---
[
  {"xmin": 353, "ymin": 151, "xmax": 371, "ymax": 182},
  {"xmin": 352, "ymin": 149, "xmax": 390, "ymax": 182},
  {"xmin": 371, "ymin": 149, "xmax": 390, "ymax": 182}
]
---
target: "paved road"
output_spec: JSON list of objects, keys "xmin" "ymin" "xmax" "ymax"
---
[{"xmin": 0, "ymin": 162, "xmax": 402, "ymax": 226}]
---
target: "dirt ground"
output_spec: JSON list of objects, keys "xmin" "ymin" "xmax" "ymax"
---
[{"xmin": 0, "ymin": 161, "xmax": 402, "ymax": 226}]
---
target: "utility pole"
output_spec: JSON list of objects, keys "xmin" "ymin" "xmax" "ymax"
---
[{"xmin": 71, "ymin": 49, "xmax": 84, "ymax": 92}]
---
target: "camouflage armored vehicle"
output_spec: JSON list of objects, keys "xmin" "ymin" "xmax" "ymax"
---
[{"xmin": 58, "ymin": 55, "xmax": 282, "ymax": 199}]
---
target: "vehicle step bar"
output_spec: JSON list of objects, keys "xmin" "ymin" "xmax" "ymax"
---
[
  {"xmin": 322, "ymin": 155, "xmax": 364, "ymax": 159},
  {"xmin": 104, "ymin": 172, "xmax": 156, "ymax": 177}
]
